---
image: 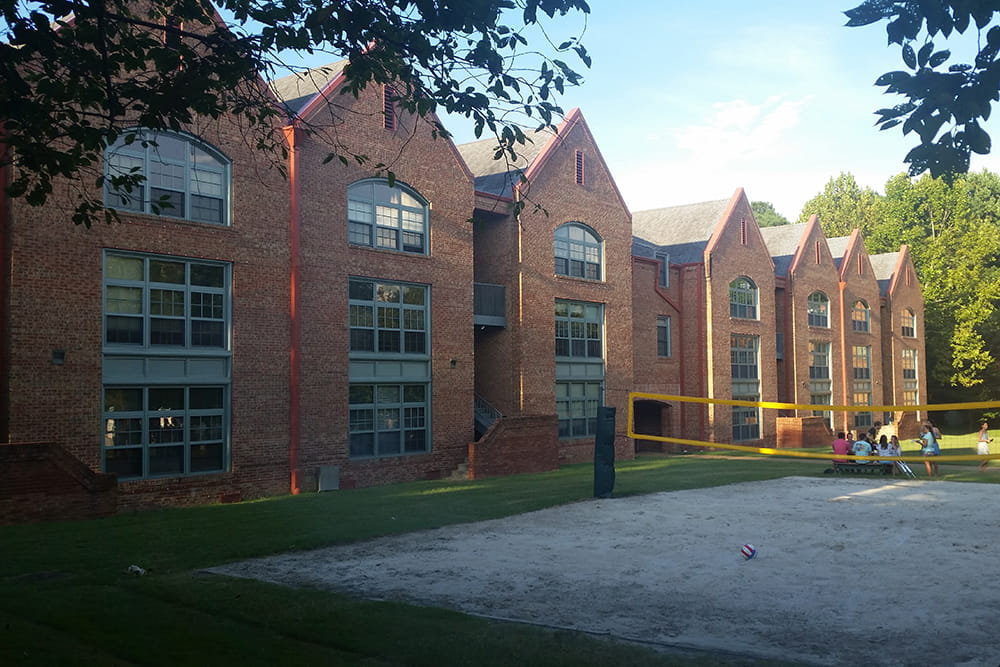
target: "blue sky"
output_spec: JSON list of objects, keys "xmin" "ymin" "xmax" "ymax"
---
[{"xmin": 434, "ymin": 1, "xmax": 1000, "ymax": 220}]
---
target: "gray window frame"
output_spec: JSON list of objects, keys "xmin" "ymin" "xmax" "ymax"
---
[
  {"xmin": 902, "ymin": 308, "xmax": 916, "ymax": 337},
  {"xmin": 655, "ymin": 251, "xmax": 670, "ymax": 288},
  {"xmin": 347, "ymin": 179, "xmax": 429, "ymax": 255},
  {"xmin": 657, "ymin": 315, "xmax": 672, "ymax": 358},
  {"xmin": 731, "ymin": 334, "xmax": 760, "ymax": 441},
  {"xmin": 555, "ymin": 299, "xmax": 604, "ymax": 439},
  {"xmin": 554, "ymin": 222, "xmax": 603, "ymax": 281},
  {"xmin": 101, "ymin": 251, "xmax": 232, "ymax": 481},
  {"xmin": 729, "ymin": 277, "xmax": 758, "ymax": 320},
  {"xmin": 103, "ymin": 253, "xmax": 230, "ymax": 351},
  {"xmin": 348, "ymin": 383, "xmax": 429, "ymax": 458},
  {"xmin": 104, "ymin": 129, "xmax": 231, "ymax": 225},
  {"xmin": 807, "ymin": 291, "xmax": 829, "ymax": 327},
  {"xmin": 851, "ymin": 300, "xmax": 871, "ymax": 332}
]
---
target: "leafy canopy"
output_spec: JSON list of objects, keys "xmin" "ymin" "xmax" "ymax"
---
[
  {"xmin": 750, "ymin": 200, "xmax": 790, "ymax": 227},
  {"xmin": 845, "ymin": 1, "xmax": 1000, "ymax": 178},
  {"xmin": 0, "ymin": 0, "xmax": 591, "ymax": 225}
]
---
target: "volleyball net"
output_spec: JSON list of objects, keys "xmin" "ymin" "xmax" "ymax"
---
[{"xmin": 626, "ymin": 391, "xmax": 1000, "ymax": 464}]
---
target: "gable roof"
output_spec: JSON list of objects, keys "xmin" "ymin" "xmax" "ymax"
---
[
  {"xmin": 827, "ymin": 235, "xmax": 851, "ymax": 269},
  {"xmin": 631, "ymin": 198, "xmax": 731, "ymax": 264},
  {"xmin": 456, "ymin": 132, "xmax": 551, "ymax": 197},
  {"xmin": 269, "ymin": 61, "xmax": 349, "ymax": 116},
  {"xmin": 759, "ymin": 223, "xmax": 807, "ymax": 277},
  {"xmin": 870, "ymin": 251, "xmax": 900, "ymax": 296},
  {"xmin": 456, "ymin": 108, "xmax": 630, "ymax": 218}
]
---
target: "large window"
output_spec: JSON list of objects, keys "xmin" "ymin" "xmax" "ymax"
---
[
  {"xmin": 104, "ymin": 386, "xmax": 227, "ymax": 479},
  {"xmin": 852, "ymin": 345, "xmax": 873, "ymax": 428},
  {"xmin": 556, "ymin": 300, "xmax": 604, "ymax": 439},
  {"xmin": 348, "ymin": 180, "xmax": 428, "ymax": 254},
  {"xmin": 104, "ymin": 254, "xmax": 228, "ymax": 349},
  {"xmin": 731, "ymin": 334, "xmax": 760, "ymax": 441},
  {"xmin": 852, "ymin": 345, "xmax": 871, "ymax": 379},
  {"xmin": 807, "ymin": 292, "xmax": 829, "ymax": 327},
  {"xmin": 902, "ymin": 348, "xmax": 919, "ymax": 407},
  {"xmin": 348, "ymin": 278, "xmax": 430, "ymax": 458},
  {"xmin": 349, "ymin": 279, "xmax": 427, "ymax": 355},
  {"xmin": 349, "ymin": 383, "xmax": 427, "ymax": 457},
  {"xmin": 809, "ymin": 341, "xmax": 832, "ymax": 427},
  {"xmin": 555, "ymin": 300, "xmax": 602, "ymax": 359},
  {"xmin": 902, "ymin": 309, "xmax": 916, "ymax": 337},
  {"xmin": 105, "ymin": 130, "xmax": 230, "ymax": 225},
  {"xmin": 851, "ymin": 300, "xmax": 871, "ymax": 332},
  {"xmin": 556, "ymin": 381, "xmax": 601, "ymax": 439},
  {"xmin": 554, "ymin": 223, "xmax": 602, "ymax": 280},
  {"xmin": 657, "ymin": 315, "xmax": 672, "ymax": 358},
  {"xmin": 102, "ymin": 252, "xmax": 231, "ymax": 480},
  {"xmin": 729, "ymin": 277, "xmax": 758, "ymax": 319},
  {"xmin": 902, "ymin": 349, "xmax": 918, "ymax": 380}
]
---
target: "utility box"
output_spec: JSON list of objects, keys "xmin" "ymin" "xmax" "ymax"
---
[{"xmin": 594, "ymin": 406, "xmax": 616, "ymax": 498}]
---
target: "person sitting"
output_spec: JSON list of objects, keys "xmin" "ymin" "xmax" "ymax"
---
[
  {"xmin": 852, "ymin": 438, "xmax": 873, "ymax": 462},
  {"xmin": 832, "ymin": 432, "xmax": 851, "ymax": 463}
]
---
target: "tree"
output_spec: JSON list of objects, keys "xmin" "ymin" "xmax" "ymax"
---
[
  {"xmin": 845, "ymin": 1, "xmax": 1000, "ymax": 178},
  {"xmin": 0, "ymin": 0, "xmax": 591, "ymax": 225},
  {"xmin": 750, "ymin": 201, "xmax": 789, "ymax": 227},
  {"xmin": 796, "ymin": 172, "xmax": 882, "ymax": 237}
]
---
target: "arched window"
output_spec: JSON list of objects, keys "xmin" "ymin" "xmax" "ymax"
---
[
  {"xmin": 902, "ymin": 308, "xmax": 916, "ymax": 337},
  {"xmin": 851, "ymin": 300, "xmax": 870, "ymax": 332},
  {"xmin": 348, "ymin": 179, "xmax": 428, "ymax": 254},
  {"xmin": 554, "ymin": 223, "xmax": 602, "ymax": 280},
  {"xmin": 807, "ymin": 291, "xmax": 829, "ymax": 327},
  {"xmin": 105, "ymin": 130, "xmax": 230, "ymax": 225},
  {"xmin": 729, "ymin": 277, "xmax": 758, "ymax": 319}
]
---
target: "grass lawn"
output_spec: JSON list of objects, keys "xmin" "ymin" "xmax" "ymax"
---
[{"xmin": 1, "ymin": 452, "xmax": 993, "ymax": 666}]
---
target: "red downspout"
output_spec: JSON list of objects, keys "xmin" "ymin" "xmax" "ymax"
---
[
  {"xmin": 838, "ymin": 280, "xmax": 849, "ymax": 435},
  {"xmin": 0, "ymin": 130, "xmax": 10, "ymax": 441},
  {"xmin": 677, "ymin": 265, "xmax": 686, "ymax": 439},
  {"xmin": 697, "ymin": 264, "xmax": 707, "ymax": 443},
  {"xmin": 284, "ymin": 124, "xmax": 302, "ymax": 494}
]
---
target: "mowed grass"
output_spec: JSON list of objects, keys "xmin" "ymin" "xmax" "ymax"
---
[{"xmin": 0, "ymin": 452, "xmax": 990, "ymax": 666}]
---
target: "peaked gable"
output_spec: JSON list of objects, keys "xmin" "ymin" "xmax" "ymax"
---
[{"xmin": 704, "ymin": 188, "xmax": 776, "ymax": 273}]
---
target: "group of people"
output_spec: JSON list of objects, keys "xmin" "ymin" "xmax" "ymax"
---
[
  {"xmin": 831, "ymin": 422, "xmax": 904, "ymax": 475},
  {"xmin": 831, "ymin": 419, "xmax": 995, "ymax": 478}
]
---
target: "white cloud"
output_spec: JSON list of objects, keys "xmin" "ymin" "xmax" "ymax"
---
[{"xmin": 673, "ymin": 96, "xmax": 811, "ymax": 164}]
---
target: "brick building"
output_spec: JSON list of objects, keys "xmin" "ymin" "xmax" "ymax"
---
[
  {"xmin": 1, "ymin": 53, "xmax": 925, "ymax": 520},
  {"xmin": 631, "ymin": 190, "xmax": 926, "ymax": 449}
]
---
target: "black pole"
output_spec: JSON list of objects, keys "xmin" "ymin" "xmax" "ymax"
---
[{"xmin": 594, "ymin": 406, "xmax": 616, "ymax": 498}]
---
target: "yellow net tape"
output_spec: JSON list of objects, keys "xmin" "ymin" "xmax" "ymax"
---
[{"xmin": 626, "ymin": 391, "xmax": 1000, "ymax": 464}]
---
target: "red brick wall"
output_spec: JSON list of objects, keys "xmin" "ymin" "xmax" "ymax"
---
[
  {"xmin": 838, "ymin": 234, "xmax": 885, "ymax": 434},
  {"xmin": 291, "ymin": 85, "xmax": 476, "ymax": 490},
  {"xmin": 0, "ymin": 443, "xmax": 117, "ymax": 524},
  {"xmin": 704, "ymin": 192, "xmax": 778, "ymax": 445},
  {"xmin": 468, "ymin": 415, "xmax": 559, "ymax": 479},
  {"xmin": 786, "ymin": 221, "xmax": 843, "ymax": 413},
  {"xmin": 5, "ymin": 108, "xmax": 292, "ymax": 511},
  {"xmin": 775, "ymin": 416, "xmax": 832, "ymax": 449},
  {"xmin": 472, "ymin": 113, "xmax": 634, "ymax": 463}
]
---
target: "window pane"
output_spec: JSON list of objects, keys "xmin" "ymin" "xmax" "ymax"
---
[
  {"xmin": 105, "ymin": 447, "xmax": 143, "ymax": 478},
  {"xmin": 149, "ymin": 388, "xmax": 184, "ymax": 410},
  {"xmin": 190, "ymin": 443, "xmax": 224, "ymax": 472},
  {"xmin": 149, "ymin": 445, "xmax": 184, "ymax": 475},
  {"xmin": 378, "ymin": 386, "xmax": 400, "ymax": 404},
  {"xmin": 190, "ymin": 387, "xmax": 224, "ymax": 410},
  {"xmin": 349, "ymin": 280, "xmax": 374, "ymax": 301},
  {"xmin": 106, "ymin": 256, "xmax": 144, "ymax": 281},
  {"xmin": 150, "ymin": 318, "xmax": 185, "ymax": 345},
  {"xmin": 350, "ymin": 432, "xmax": 375, "ymax": 457},
  {"xmin": 105, "ymin": 388, "xmax": 143, "ymax": 412},
  {"xmin": 106, "ymin": 315, "xmax": 143, "ymax": 344},
  {"xmin": 190, "ymin": 264, "xmax": 224, "ymax": 288},
  {"xmin": 349, "ymin": 385, "xmax": 374, "ymax": 404},
  {"xmin": 107, "ymin": 286, "xmax": 143, "ymax": 314},
  {"xmin": 149, "ymin": 260, "xmax": 185, "ymax": 284}
]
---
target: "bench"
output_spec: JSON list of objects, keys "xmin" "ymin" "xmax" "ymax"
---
[{"xmin": 832, "ymin": 462, "xmax": 892, "ymax": 475}]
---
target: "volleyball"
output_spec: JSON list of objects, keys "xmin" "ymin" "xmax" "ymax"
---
[{"xmin": 741, "ymin": 543, "xmax": 757, "ymax": 560}]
